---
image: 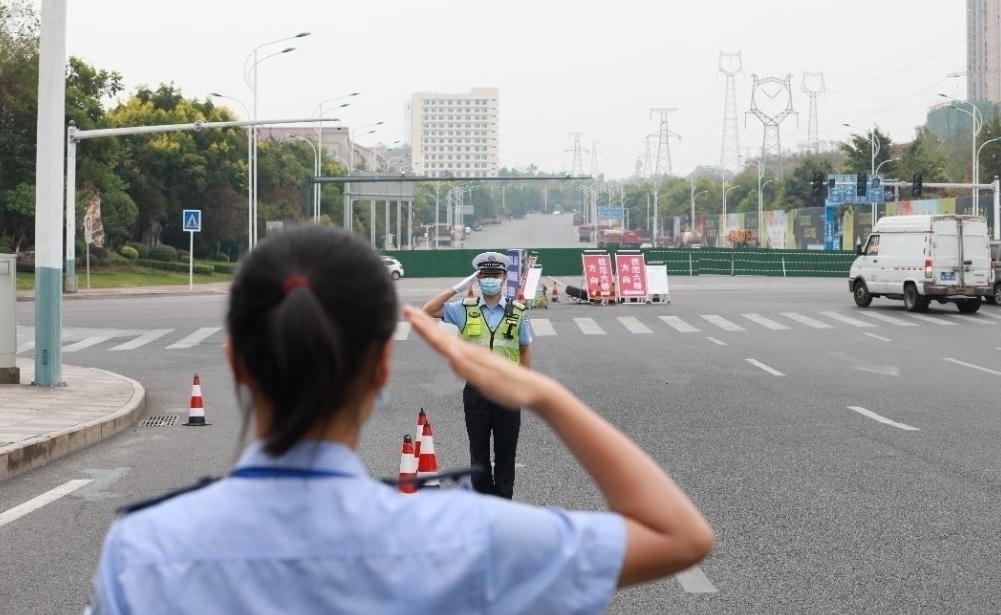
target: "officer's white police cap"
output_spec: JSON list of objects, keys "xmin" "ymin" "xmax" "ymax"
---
[{"xmin": 472, "ymin": 251, "xmax": 510, "ymax": 271}]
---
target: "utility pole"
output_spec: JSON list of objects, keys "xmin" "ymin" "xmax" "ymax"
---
[
  {"xmin": 650, "ymin": 108, "xmax": 680, "ymax": 176},
  {"xmin": 718, "ymin": 51, "xmax": 743, "ymax": 173}
]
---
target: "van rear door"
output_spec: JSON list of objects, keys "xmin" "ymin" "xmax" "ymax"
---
[
  {"xmin": 960, "ymin": 218, "xmax": 990, "ymax": 288},
  {"xmin": 931, "ymin": 217, "xmax": 961, "ymax": 285}
]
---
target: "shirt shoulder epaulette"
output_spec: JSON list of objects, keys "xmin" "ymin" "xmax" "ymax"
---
[
  {"xmin": 511, "ymin": 300, "xmax": 526, "ymax": 311},
  {"xmin": 116, "ymin": 477, "xmax": 218, "ymax": 515},
  {"xmin": 462, "ymin": 297, "xmax": 479, "ymax": 306}
]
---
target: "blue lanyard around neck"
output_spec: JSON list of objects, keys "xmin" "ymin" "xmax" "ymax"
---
[{"xmin": 230, "ymin": 466, "xmax": 353, "ymax": 479}]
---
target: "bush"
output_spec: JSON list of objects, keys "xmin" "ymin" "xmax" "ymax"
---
[
  {"xmin": 148, "ymin": 244, "xmax": 178, "ymax": 262},
  {"xmin": 118, "ymin": 245, "xmax": 139, "ymax": 261},
  {"xmin": 177, "ymin": 249, "xmax": 190, "ymax": 262},
  {"xmin": 212, "ymin": 252, "xmax": 230, "ymax": 263},
  {"xmin": 89, "ymin": 245, "xmax": 109, "ymax": 264},
  {"xmin": 137, "ymin": 258, "xmax": 215, "ymax": 275},
  {"xmin": 106, "ymin": 252, "xmax": 129, "ymax": 265},
  {"xmin": 210, "ymin": 261, "xmax": 237, "ymax": 274},
  {"xmin": 127, "ymin": 241, "xmax": 149, "ymax": 258}
]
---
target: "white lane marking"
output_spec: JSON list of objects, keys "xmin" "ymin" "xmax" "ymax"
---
[
  {"xmin": 165, "ymin": 327, "xmax": 222, "ymax": 350},
  {"xmin": 617, "ymin": 316, "xmax": 652, "ymax": 334},
  {"xmin": 781, "ymin": 312, "xmax": 833, "ymax": 329},
  {"xmin": 701, "ymin": 315, "xmax": 745, "ymax": 331},
  {"xmin": 943, "ymin": 357, "xmax": 1001, "ymax": 375},
  {"xmin": 109, "ymin": 329, "xmax": 173, "ymax": 351},
  {"xmin": 62, "ymin": 335, "xmax": 115, "ymax": 353},
  {"xmin": 530, "ymin": 318, "xmax": 557, "ymax": 336},
  {"xmin": 574, "ymin": 317, "xmax": 605, "ymax": 335},
  {"xmin": 862, "ymin": 332, "xmax": 893, "ymax": 342},
  {"xmin": 862, "ymin": 312, "xmax": 918, "ymax": 327},
  {"xmin": 0, "ymin": 480, "xmax": 92, "ymax": 528},
  {"xmin": 392, "ymin": 322, "xmax": 411, "ymax": 341},
  {"xmin": 746, "ymin": 358, "xmax": 784, "ymax": 376},
  {"xmin": 820, "ymin": 311, "xmax": 876, "ymax": 328},
  {"xmin": 742, "ymin": 313, "xmax": 789, "ymax": 330},
  {"xmin": 905, "ymin": 313, "xmax": 956, "ymax": 325},
  {"xmin": 706, "ymin": 337, "xmax": 727, "ymax": 346},
  {"xmin": 847, "ymin": 406, "xmax": 919, "ymax": 431},
  {"xmin": 980, "ymin": 311, "xmax": 1001, "ymax": 320},
  {"xmin": 659, "ymin": 316, "xmax": 699, "ymax": 333},
  {"xmin": 674, "ymin": 565, "xmax": 718, "ymax": 593},
  {"xmin": 948, "ymin": 314, "xmax": 995, "ymax": 324}
]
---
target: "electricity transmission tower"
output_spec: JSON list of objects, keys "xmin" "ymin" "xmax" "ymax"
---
[
  {"xmin": 567, "ymin": 132, "xmax": 585, "ymax": 177},
  {"xmin": 650, "ymin": 108, "xmax": 680, "ymax": 176},
  {"xmin": 643, "ymin": 134, "xmax": 657, "ymax": 178},
  {"xmin": 746, "ymin": 74, "xmax": 797, "ymax": 177},
  {"xmin": 588, "ymin": 141, "xmax": 602, "ymax": 178},
  {"xmin": 718, "ymin": 51, "xmax": 743, "ymax": 173},
  {"xmin": 801, "ymin": 72, "xmax": 826, "ymax": 155}
]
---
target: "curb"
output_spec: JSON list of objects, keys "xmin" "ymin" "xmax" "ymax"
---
[
  {"xmin": 0, "ymin": 370, "xmax": 147, "ymax": 483},
  {"xmin": 16, "ymin": 288, "xmax": 228, "ymax": 302}
]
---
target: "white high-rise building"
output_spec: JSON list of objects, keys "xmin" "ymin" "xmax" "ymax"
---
[
  {"xmin": 409, "ymin": 87, "xmax": 499, "ymax": 177},
  {"xmin": 968, "ymin": 0, "xmax": 1001, "ymax": 102}
]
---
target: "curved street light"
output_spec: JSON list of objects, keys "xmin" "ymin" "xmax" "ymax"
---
[
  {"xmin": 287, "ymin": 134, "xmax": 320, "ymax": 223},
  {"xmin": 243, "ymin": 32, "xmax": 310, "ymax": 248},
  {"xmin": 209, "ymin": 92, "xmax": 254, "ymax": 250}
]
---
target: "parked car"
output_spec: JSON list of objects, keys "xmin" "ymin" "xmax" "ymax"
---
[
  {"xmin": 988, "ymin": 240, "xmax": 1001, "ymax": 304},
  {"xmin": 381, "ymin": 256, "xmax": 404, "ymax": 280}
]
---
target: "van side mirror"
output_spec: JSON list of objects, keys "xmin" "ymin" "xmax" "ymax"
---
[{"xmin": 856, "ymin": 244, "xmax": 863, "ymax": 256}]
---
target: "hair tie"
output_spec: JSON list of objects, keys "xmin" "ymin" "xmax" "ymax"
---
[{"xmin": 282, "ymin": 274, "xmax": 311, "ymax": 295}]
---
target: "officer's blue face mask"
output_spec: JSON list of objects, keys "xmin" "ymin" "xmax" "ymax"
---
[{"xmin": 478, "ymin": 277, "xmax": 503, "ymax": 296}]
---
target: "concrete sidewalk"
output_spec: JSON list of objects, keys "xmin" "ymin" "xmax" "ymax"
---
[
  {"xmin": 0, "ymin": 358, "xmax": 146, "ymax": 482},
  {"xmin": 16, "ymin": 281, "xmax": 231, "ymax": 302}
]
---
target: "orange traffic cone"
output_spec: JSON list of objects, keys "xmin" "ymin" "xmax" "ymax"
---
[
  {"xmin": 398, "ymin": 434, "xmax": 417, "ymax": 494},
  {"xmin": 416, "ymin": 421, "xmax": 440, "ymax": 489},
  {"xmin": 414, "ymin": 408, "xmax": 427, "ymax": 460},
  {"xmin": 183, "ymin": 373, "xmax": 209, "ymax": 426}
]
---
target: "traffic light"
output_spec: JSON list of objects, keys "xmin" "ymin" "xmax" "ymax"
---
[
  {"xmin": 856, "ymin": 173, "xmax": 867, "ymax": 197},
  {"xmin": 912, "ymin": 173, "xmax": 923, "ymax": 198},
  {"xmin": 811, "ymin": 172, "xmax": 824, "ymax": 196}
]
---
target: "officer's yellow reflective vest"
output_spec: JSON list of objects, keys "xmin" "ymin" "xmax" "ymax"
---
[{"xmin": 460, "ymin": 298, "xmax": 525, "ymax": 364}]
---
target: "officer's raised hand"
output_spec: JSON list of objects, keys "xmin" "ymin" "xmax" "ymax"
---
[{"xmin": 451, "ymin": 271, "xmax": 480, "ymax": 294}]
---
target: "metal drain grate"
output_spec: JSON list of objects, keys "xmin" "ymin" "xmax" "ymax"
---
[{"xmin": 140, "ymin": 415, "xmax": 180, "ymax": 427}]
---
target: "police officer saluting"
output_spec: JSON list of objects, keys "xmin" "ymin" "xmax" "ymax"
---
[{"xmin": 423, "ymin": 251, "xmax": 532, "ymax": 499}]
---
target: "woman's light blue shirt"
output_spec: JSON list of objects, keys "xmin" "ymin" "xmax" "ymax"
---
[{"xmin": 89, "ymin": 440, "xmax": 625, "ymax": 614}]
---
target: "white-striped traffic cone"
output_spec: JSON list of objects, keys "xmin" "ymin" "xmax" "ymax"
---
[{"xmin": 183, "ymin": 373, "xmax": 210, "ymax": 426}]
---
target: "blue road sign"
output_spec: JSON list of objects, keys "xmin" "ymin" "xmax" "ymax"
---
[{"xmin": 183, "ymin": 209, "xmax": 202, "ymax": 232}]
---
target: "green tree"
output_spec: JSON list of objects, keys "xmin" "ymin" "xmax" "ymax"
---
[
  {"xmin": 899, "ymin": 131, "xmax": 948, "ymax": 199},
  {"xmin": 839, "ymin": 127, "xmax": 892, "ymax": 175}
]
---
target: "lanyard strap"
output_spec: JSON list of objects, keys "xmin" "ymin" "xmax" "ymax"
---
[{"xmin": 230, "ymin": 466, "xmax": 353, "ymax": 479}]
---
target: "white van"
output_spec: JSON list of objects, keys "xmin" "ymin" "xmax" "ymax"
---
[{"xmin": 849, "ymin": 214, "xmax": 992, "ymax": 313}]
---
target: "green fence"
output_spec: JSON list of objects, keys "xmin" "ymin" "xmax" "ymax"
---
[{"xmin": 384, "ymin": 247, "xmax": 857, "ymax": 278}]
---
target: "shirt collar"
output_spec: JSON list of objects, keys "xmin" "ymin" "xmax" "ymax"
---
[
  {"xmin": 478, "ymin": 295, "xmax": 509, "ymax": 310},
  {"xmin": 235, "ymin": 440, "xmax": 370, "ymax": 478}
]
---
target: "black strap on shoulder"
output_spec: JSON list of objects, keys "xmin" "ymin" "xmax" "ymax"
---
[{"xmin": 116, "ymin": 476, "xmax": 219, "ymax": 515}]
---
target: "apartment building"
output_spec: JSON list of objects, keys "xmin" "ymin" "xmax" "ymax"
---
[
  {"xmin": 409, "ymin": 87, "xmax": 499, "ymax": 178},
  {"xmin": 968, "ymin": 0, "xmax": 1001, "ymax": 102}
]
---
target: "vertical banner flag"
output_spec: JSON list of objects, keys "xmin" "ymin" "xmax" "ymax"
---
[
  {"xmin": 505, "ymin": 248, "xmax": 523, "ymax": 299},
  {"xmin": 614, "ymin": 253, "xmax": 648, "ymax": 299},
  {"xmin": 581, "ymin": 252, "xmax": 614, "ymax": 300}
]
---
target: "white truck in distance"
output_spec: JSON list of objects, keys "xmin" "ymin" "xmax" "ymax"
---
[{"xmin": 849, "ymin": 214, "xmax": 993, "ymax": 313}]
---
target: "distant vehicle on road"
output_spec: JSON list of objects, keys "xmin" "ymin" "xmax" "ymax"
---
[
  {"xmin": 553, "ymin": 209, "xmax": 562, "ymax": 215},
  {"xmin": 381, "ymin": 256, "xmax": 404, "ymax": 280}
]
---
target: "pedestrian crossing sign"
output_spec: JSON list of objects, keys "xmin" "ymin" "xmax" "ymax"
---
[{"xmin": 183, "ymin": 209, "xmax": 202, "ymax": 232}]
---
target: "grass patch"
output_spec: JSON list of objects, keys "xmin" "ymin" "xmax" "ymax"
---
[{"xmin": 15, "ymin": 263, "xmax": 231, "ymax": 291}]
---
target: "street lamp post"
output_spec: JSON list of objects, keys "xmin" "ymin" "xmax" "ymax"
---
[
  {"xmin": 939, "ymin": 93, "xmax": 984, "ymax": 215},
  {"xmin": 723, "ymin": 185, "xmax": 739, "ymax": 245},
  {"xmin": 976, "ymin": 136, "xmax": 1001, "ymax": 231},
  {"xmin": 875, "ymin": 157, "xmax": 899, "ymax": 205},
  {"xmin": 288, "ymin": 134, "xmax": 319, "ymax": 222},
  {"xmin": 759, "ymin": 178, "xmax": 777, "ymax": 246},
  {"xmin": 843, "ymin": 123, "xmax": 880, "ymax": 223},
  {"xmin": 209, "ymin": 92, "xmax": 253, "ymax": 252},
  {"xmin": 313, "ymin": 93, "xmax": 358, "ymax": 223},
  {"xmin": 244, "ymin": 32, "xmax": 310, "ymax": 248},
  {"xmin": 342, "ymin": 123, "xmax": 384, "ymax": 232}
]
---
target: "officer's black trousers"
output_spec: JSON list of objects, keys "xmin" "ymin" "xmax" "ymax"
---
[{"xmin": 463, "ymin": 383, "xmax": 521, "ymax": 499}]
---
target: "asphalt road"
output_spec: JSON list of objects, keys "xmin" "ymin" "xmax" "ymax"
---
[{"xmin": 5, "ymin": 213, "xmax": 1001, "ymax": 613}]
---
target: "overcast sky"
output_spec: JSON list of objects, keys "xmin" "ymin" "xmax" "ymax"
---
[{"xmin": 40, "ymin": 1, "xmax": 968, "ymax": 178}]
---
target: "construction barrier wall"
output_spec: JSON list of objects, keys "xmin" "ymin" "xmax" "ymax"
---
[{"xmin": 384, "ymin": 247, "xmax": 858, "ymax": 278}]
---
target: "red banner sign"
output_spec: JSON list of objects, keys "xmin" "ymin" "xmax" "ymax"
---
[
  {"xmin": 614, "ymin": 253, "xmax": 648, "ymax": 298},
  {"xmin": 582, "ymin": 253, "xmax": 614, "ymax": 299}
]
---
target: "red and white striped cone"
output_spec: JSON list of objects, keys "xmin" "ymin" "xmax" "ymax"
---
[
  {"xmin": 398, "ymin": 434, "xmax": 418, "ymax": 494},
  {"xmin": 414, "ymin": 408, "xmax": 427, "ymax": 461},
  {"xmin": 416, "ymin": 421, "xmax": 440, "ymax": 489},
  {"xmin": 183, "ymin": 373, "xmax": 210, "ymax": 426}
]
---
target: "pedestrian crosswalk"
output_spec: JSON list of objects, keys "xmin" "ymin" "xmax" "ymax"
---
[{"xmin": 15, "ymin": 309, "xmax": 1001, "ymax": 355}]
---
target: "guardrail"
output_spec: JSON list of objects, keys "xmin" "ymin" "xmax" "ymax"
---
[{"xmin": 384, "ymin": 247, "xmax": 857, "ymax": 278}]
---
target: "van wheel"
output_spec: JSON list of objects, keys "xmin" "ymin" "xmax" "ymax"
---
[
  {"xmin": 990, "ymin": 283, "xmax": 1001, "ymax": 305},
  {"xmin": 853, "ymin": 281, "xmax": 873, "ymax": 307},
  {"xmin": 903, "ymin": 284, "xmax": 930, "ymax": 312},
  {"xmin": 957, "ymin": 298, "xmax": 981, "ymax": 314}
]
